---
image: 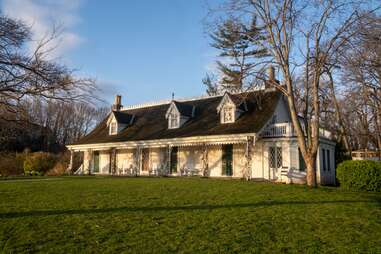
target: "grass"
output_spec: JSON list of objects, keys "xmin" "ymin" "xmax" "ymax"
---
[{"xmin": 0, "ymin": 177, "xmax": 380, "ymax": 253}]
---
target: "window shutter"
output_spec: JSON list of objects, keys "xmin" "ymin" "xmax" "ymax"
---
[
  {"xmin": 322, "ymin": 149, "xmax": 326, "ymax": 171},
  {"xmin": 298, "ymin": 148, "xmax": 306, "ymax": 171}
]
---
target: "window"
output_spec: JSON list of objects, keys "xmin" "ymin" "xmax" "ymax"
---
[
  {"xmin": 322, "ymin": 148, "xmax": 326, "ymax": 171},
  {"xmin": 168, "ymin": 113, "xmax": 179, "ymax": 129},
  {"xmin": 110, "ymin": 122, "xmax": 117, "ymax": 135},
  {"xmin": 269, "ymin": 146, "xmax": 282, "ymax": 169},
  {"xmin": 298, "ymin": 148, "xmax": 306, "ymax": 171},
  {"xmin": 222, "ymin": 106, "xmax": 234, "ymax": 123},
  {"xmin": 276, "ymin": 147, "xmax": 282, "ymax": 168},
  {"xmin": 269, "ymin": 147, "xmax": 276, "ymax": 168}
]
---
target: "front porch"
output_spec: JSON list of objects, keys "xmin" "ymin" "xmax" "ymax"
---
[
  {"xmin": 67, "ymin": 134, "xmax": 319, "ymax": 184},
  {"xmin": 68, "ymin": 134, "xmax": 256, "ymax": 179}
]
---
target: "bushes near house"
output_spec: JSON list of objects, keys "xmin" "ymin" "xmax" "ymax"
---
[
  {"xmin": 0, "ymin": 152, "xmax": 25, "ymax": 176},
  {"xmin": 23, "ymin": 152, "xmax": 58, "ymax": 176},
  {"xmin": 0, "ymin": 151, "xmax": 70, "ymax": 176},
  {"xmin": 336, "ymin": 160, "xmax": 381, "ymax": 192},
  {"xmin": 0, "ymin": 150, "xmax": 81, "ymax": 177},
  {"xmin": 46, "ymin": 152, "xmax": 70, "ymax": 176}
]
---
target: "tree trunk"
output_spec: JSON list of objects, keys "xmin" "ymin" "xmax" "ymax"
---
[
  {"xmin": 305, "ymin": 156, "xmax": 317, "ymax": 187},
  {"xmin": 284, "ymin": 72, "xmax": 318, "ymax": 188}
]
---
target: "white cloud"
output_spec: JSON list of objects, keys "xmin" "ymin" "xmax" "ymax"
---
[{"xmin": 2, "ymin": 0, "xmax": 84, "ymax": 59}]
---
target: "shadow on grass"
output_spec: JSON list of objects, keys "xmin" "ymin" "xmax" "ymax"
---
[{"xmin": 1, "ymin": 199, "xmax": 379, "ymax": 219}]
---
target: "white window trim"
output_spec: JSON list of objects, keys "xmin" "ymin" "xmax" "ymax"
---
[
  {"xmin": 168, "ymin": 113, "xmax": 180, "ymax": 129},
  {"xmin": 221, "ymin": 106, "xmax": 235, "ymax": 124},
  {"xmin": 109, "ymin": 121, "xmax": 118, "ymax": 135}
]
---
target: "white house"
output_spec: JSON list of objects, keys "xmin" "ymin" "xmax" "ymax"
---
[{"xmin": 67, "ymin": 84, "xmax": 336, "ymax": 185}]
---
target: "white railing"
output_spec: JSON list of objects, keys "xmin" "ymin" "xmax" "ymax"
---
[
  {"xmin": 74, "ymin": 164, "xmax": 84, "ymax": 175},
  {"xmin": 261, "ymin": 123, "xmax": 293, "ymax": 137},
  {"xmin": 319, "ymin": 129, "xmax": 332, "ymax": 139},
  {"xmin": 261, "ymin": 122, "xmax": 333, "ymax": 139},
  {"xmin": 121, "ymin": 87, "xmax": 263, "ymax": 111},
  {"xmin": 352, "ymin": 151, "xmax": 381, "ymax": 161}
]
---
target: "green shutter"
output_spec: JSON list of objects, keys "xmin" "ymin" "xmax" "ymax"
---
[
  {"xmin": 170, "ymin": 147, "xmax": 178, "ymax": 173},
  {"xmin": 93, "ymin": 151, "xmax": 100, "ymax": 173},
  {"xmin": 222, "ymin": 145, "xmax": 233, "ymax": 176},
  {"xmin": 298, "ymin": 148, "xmax": 306, "ymax": 171},
  {"xmin": 322, "ymin": 149, "xmax": 326, "ymax": 171}
]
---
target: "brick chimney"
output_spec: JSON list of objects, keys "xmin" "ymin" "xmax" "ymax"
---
[
  {"xmin": 265, "ymin": 66, "xmax": 278, "ymax": 90},
  {"xmin": 112, "ymin": 95, "xmax": 122, "ymax": 111}
]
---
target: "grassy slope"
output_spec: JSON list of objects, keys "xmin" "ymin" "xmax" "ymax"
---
[{"xmin": 0, "ymin": 177, "xmax": 380, "ymax": 253}]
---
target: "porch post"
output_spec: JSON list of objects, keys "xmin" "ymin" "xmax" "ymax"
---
[
  {"xmin": 135, "ymin": 146, "xmax": 141, "ymax": 176},
  {"xmin": 202, "ymin": 143, "xmax": 209, "ymax": 177},
  {"xmin": 167, "ymin": 145, "xmax": 172, "ymax": 176},
  {"xmin": 67, "ymin": 149, "xmax": 74, "ymax": 175},
  {"xmin": 110, "ymin": 148, "xmax": 117, "ymax": 175},
  {"xmin": 84, "ymin": 149, "xmax": 93, "ymax": 175},
  {"xmin": 245, "ymin": 136, "xmax": 255, "ymax": 180}
]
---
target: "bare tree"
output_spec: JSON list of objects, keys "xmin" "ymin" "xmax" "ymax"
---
[
  {"xmin": 340, "ymin": 13, "xmax": 381, "ymax": 156},
  {"xmin": 0, "ymin": 16, "xmax": 96, "ymax": 120},
  {"xmin": 207, "ymin": 0, "xmax": 378, "ymax": 186}
]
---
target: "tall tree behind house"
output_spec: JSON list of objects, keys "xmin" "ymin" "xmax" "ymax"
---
[{"xmin": 203, "ymin": 16, "xmax": 268, "ymax": 94}]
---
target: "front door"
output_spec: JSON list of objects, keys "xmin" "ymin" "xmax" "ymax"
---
[{"xmin": 222, "ymin": 145, "xmax": 233, "ymax": 176}]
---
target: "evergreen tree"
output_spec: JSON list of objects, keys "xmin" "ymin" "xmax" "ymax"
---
[{"xmin": 204, "ymin": 16, "xmax": 268, "ymax": 93}]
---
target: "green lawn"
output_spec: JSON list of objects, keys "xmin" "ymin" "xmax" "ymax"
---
[{"xmin": 0, "ymin": 177, "xmax": 380, "ymax": 253}]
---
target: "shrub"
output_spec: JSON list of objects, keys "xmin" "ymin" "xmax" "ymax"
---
[
  {"xmin": 0, "ymin": 152, "xmax": 26, "ymax": 176},
  {"xmin": 23, "ymin": 152, "xmax": 58, "ymax": 176},
  {"xmin": 336, "ymin": 160, "xmax": 381, "ymax": 192},
  {"xmin": 46, "ymin": 152, "xmax": 70, "ymax": 176}
]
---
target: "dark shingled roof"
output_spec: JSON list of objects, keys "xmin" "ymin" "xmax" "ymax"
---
[
  {"xmin": 173, "ymin": 101, "xmax": 194, "ymax": 117},
  {"xmin": 112, "ymin": 111, "xmax": 133, "ymax": 124},
  {"xmin": 71, "ymin": 90, "xmax": 282, "ymax": 145}
]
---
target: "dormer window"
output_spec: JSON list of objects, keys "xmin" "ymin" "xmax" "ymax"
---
[
  {"xmin": 110, "ymin": 122, "xmax": 117, "ymax": 135},
  {"xmin": 107, "ymin": 110, "xmax": 134, "ymax": 136},
  {"xmin": 217, "ymin": 92, "xmax": 246, "ymax": 124},
  {"xmin": 222, "ymin": 106, "xmax": 234, "ymax": 123},
  {"xmin": 168, "ymin": 112, "xmax": 179, "ymax": 129},
  {"xmin": 166, "ymin": 101, "xmax": 194, "ymax": 129}
]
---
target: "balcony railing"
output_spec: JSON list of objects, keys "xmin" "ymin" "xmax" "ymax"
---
[
  {"xmin": 261, "ymin": 123, "xmax": 293, "ymax": 137},
  {"xmin": 261, "ymin": 122, "xmax": 332, "ymax": 139},
  {"xmin": 352, "ymin": 150, "xmax": 381, "ymax": 161}
]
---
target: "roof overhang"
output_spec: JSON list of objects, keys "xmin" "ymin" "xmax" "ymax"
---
[{"xmin": 66, "ymin": 133, "xmax": 257, "ymax": 151}]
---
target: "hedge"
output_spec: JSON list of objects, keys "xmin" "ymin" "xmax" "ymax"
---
[
  {"xmin": 336, "ymin": 160, "xmax": 381, "ymax": 192},
  {"xmin": 23, "ymin": 152, "xmax": 58, "ymax": 176}
]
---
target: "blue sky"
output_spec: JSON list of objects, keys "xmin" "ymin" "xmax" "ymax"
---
[{"xmin": 1, "ymin": 0, "xmax": 217, "ymax": 106}]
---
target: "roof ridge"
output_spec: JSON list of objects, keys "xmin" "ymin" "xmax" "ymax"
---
[{"xmin": 120, "ymin": 87, "xmax": 264, "ymax": 111}]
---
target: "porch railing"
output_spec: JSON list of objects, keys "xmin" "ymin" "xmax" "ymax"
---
[
  {"xmin": 261, "ymin": 122, "xmax": 332, "ymax": 139},
  {"xmin": 74, "ymin": 164, "xmax": 84, "ymax": 175},
  {"xmin": 261, "ymin": 123, "xmax": 293, "ymax": 137}
]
